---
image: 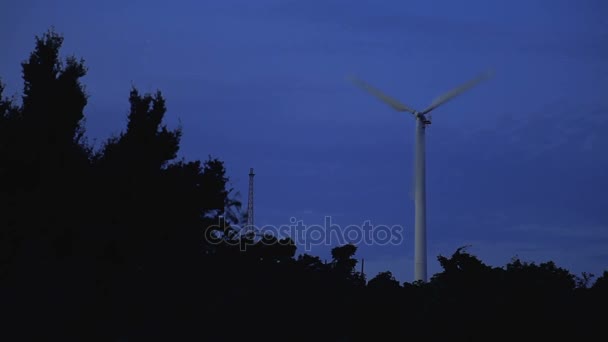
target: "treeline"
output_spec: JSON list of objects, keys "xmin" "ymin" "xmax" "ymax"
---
[{"xmin": 1, "ymin": 30, "xmax": 606, "ymax": 342}]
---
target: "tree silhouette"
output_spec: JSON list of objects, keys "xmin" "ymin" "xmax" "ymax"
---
[
  {"xmin": 593, "ymin": 270, "xmax": 608, "ymax": 290},
  {"xmin": 1, "ymin": 29, "xmax": 91, "ymax": 270},
  {"xmin": 367, "ymin": 270, "xmax": 400, "ymax": 290}
]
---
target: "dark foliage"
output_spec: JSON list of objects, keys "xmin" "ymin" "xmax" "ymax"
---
[{"xmin": 1, "ymin": 29, "xmax": 605, "ymax": 342}]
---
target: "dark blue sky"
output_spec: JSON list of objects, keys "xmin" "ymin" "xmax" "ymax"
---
[{"xmin": 2, "ymin": 0, "xmax": 607, "ymax": 282}]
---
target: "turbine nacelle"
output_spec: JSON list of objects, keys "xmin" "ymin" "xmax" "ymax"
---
[{"xmin": 416, "ymin": 112, "xmax": 431, "ymax": 125}]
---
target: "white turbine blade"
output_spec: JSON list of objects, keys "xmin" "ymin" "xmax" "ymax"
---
[
  {"xmin": 348, "ymin": 75, "xmax": 418, "ymax": 114},
  {"xmin": 420, "ymin": 70, "xmax": 493, "ymax": 115}
]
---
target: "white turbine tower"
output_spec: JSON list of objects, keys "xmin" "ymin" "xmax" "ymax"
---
[{"xmin": 350, "ymin": 71, "xmax": 492, "ymax": 282}]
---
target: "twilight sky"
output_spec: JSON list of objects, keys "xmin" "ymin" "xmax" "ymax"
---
[{"xmin": 2, "ymin": 0, "xmax": 607, "ymax": 282}]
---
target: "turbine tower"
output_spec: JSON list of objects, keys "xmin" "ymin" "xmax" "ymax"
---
[
  {"xmin": 247, "ymin": 167, "xmax": 255, "ymax": 233},
  {"xmin": 350, "ymin": 71, "xmax": 491, "ymax": 282}
]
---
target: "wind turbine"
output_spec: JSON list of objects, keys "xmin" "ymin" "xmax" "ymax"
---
[{"xmin": 350, "ymin": 71, "xmax": 492, "ymax": 282}]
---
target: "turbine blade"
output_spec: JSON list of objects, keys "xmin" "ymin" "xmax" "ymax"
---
[
  {"xmin": 348, "ymin": 75, "xmax": 418, "ymax": 114},
  {"xmin": 420, "ymin": 70, "xmax": 493, "ymax": 115}
]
